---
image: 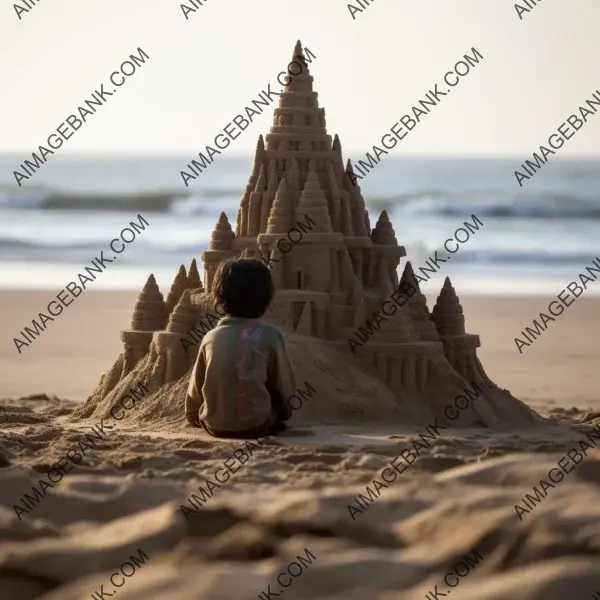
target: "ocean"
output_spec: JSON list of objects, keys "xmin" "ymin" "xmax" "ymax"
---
[{"xmin": 1, "ymin": 153, "xmax": 599, "ymax": 296}]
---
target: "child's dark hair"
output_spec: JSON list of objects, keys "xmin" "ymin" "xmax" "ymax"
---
[{"xmin": 211, "ymin": 258, "xmax": 275, "ymax": 319}]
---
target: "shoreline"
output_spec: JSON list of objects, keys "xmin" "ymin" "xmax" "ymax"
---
[{"xmin": 3, "ymin": 268, "xmax": 600, "ymax": 296}]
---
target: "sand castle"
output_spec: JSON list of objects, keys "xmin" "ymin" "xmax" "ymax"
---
[{"xmin": 79, "ymin": 41, "xmax": 542, "ymax": 429}]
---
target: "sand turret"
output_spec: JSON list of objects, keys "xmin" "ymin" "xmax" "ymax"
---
[
  {"xmin": 202, "ymin": 215, "xmax": 237, "ymax": 292},
  {"xmin": 330, "ymin": 136, "xmax": 352, "ymax": 237},
  {"xmin": 246, "ymin": 165, "xmax": 267, "ymax": 238},
  {"xmin": 165, "ymin": 265, "xmax": 188, "ymax": 315},
  {"xmin": 166, "ymin": 290, "xmax": 197, "ymax": 336},
  {"xmin": 187, "ymin": 259, "xmax": 203, "ymax": 291},
  {"xmin": 264, "ymin": 40, "xmax": 331, "ymax": 160},
  {"xmin": 118, "ymin": 275, "xmax": 167, "ymax": 377},
  {"xmin": 368, "ymin": 210, "xmax": 405, "ymax": 294},
  {"xmin": 371, "ymin": 211, "xmax": 395, "ymax": 246},
  {"xmin": 432, "ymin": 277, "xmax": 489, "ymax": 383},
  {"xmin": 237, "ymin": 136, "xmax": 265, "ymax": 236},
  {"xmin": 259, "ymin": 161, "xmax": 279, "ymax": 232},
  {"xmin": 433, "ymin": 277, "xmax": 465, "ymax": 336},
  {"xmin": 131, "ymin": 275, "xmax": 167, "ymax": 332},
  {"xmin": 344, "ymin": 160, "xmax": 369, "ymax": 238},
  {"xmin": 210, "ymin": 212, "xmax": 235, "ymax": 251},
  {"xmin": 266, "ymin": 176, "xmax": 295, "ymax": 234},
  {"xmin": 265, "ymin": 160, "xmax": 279, "ymax": 202},
  {"xmin": 400, "ymin": 261, "xmax": 421, "ymax": 295},
  {"xmin": 151, "ymin": 290, "xmax": 200, "ymax": 382},
  {"xmin": 340, "ymin": 160, "xmax": 373, "ymax": 289},
  {"xmin": 332, "ymin": 134, "xmax": 345, "ymax": 184}
]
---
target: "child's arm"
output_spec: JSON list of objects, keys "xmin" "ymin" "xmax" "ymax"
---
[
  {"xmin": 185, "ymin": 346, "xmax": 207, "ymax": 427},
  {"xmin": 267, "ymin": 332, "xmax": 296, "ymax": 419}
]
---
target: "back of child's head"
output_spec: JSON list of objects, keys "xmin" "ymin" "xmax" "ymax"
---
[{"xmin": 211, "ymin": 258, "xmax": 275, "ymax": 319}]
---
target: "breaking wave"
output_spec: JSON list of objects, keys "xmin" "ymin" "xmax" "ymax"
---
[{"xmin": 1, "ymin": 187, "xmax": 599, "ymax": 219}]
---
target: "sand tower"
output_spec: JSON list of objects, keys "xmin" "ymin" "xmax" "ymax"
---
[
  {"xmin": 81, "ymin": 40, "xmax": 540, "ymax": 432},
  {"xmin": 187, "ymin": 258, "xmax": 203, "ymax": 291},
  {"xmin": 165, "ymin": 264, "xmax": 188, "ymax": 315},
  {"xmin": 202, "ymin": 213, "xmax": 236, "ymax": 291},
  {"xmin": 370, "ymin": 210, "xmax": 401, "ymax": 295},
  {"xmin": 432, "ymin": 277, "xmax": 490, "ymax": 384},
  {"xmin": 119, "ymin": 275, "xmax": 167, "ymax": 377},
  {"xmin": 149, "ymin": 290, "xmax": 198, "ymax": 383}
]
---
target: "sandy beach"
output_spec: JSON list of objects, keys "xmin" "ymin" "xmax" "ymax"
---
[{"xmin": 1, "ymin": 290, "xmax": 599, "ymax": 600}]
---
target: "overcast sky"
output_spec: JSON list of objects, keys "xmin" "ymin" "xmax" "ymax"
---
[{"xmin": 0, "ymin": 0, "xmax": 599, "ymax": 156}]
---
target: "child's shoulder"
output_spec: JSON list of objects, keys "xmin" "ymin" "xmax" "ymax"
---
[
  {"xmin": 201, "ymin": 324, "xmax": 226, "ymax": 342},
  {"xmin": 202, "ymin": 320, "xmax": 283, "ymax": 347},
  {"xmin": 258, "ymin": 321, "xmax": 284, "ymax": 343}
]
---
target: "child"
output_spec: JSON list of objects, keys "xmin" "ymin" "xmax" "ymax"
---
[{"xmin": 185, "ymin": 258, "xmax": 296, "ymax": 438}]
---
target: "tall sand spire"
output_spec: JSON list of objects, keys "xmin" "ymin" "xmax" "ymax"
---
[
  {"xmin": 265, "ymin": 40, "xmax": 330, "ymax": 158},
  {"xmin": 400, "ymin": 261, "xmax": 420, "ymax": 294},
  {"xmin": 165, "ymin": 265, "xmax": 188, "ymax": 315},
  {"xmin": 210, "ymin": 212, "xmax": 235, "ymax": 251},
  {"xmin": 285, "ymin": 39, "xmax": 314, "ymax": 93},
  {"xmin": 371, "ymin": 210, "xmax": 396, "ymax": 246},
  {"xmin": 267, "ymin": 176, "xmax": 294, "ymax": 234},
  {"xmin": 432, "ymin": 277, "xmax": 466, "ymax": 336},
  {"xmin": 237, "ymin": 136, "xmax": 265, "ymax": 236},
  {"xmin": 131, "ymin": 274, "xmax": 167, "ymax": 332},
  {"xmin": 247, "ymin": 165, "xmax": 267, "ymax": 236},
  {"xmin": 332, "ymin": 134, "xmax": 345, "ymax": 183},
  {"xmin": 344, "ymin": 160, "xmax": 369, "ymax": 237},
  {"xmin": 166, "ymin": 289, "xmax": 197, "ymax": 335},
  {"xmin": 187, "ymin": 258, "xmax": 203, "ymax": 291}
]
